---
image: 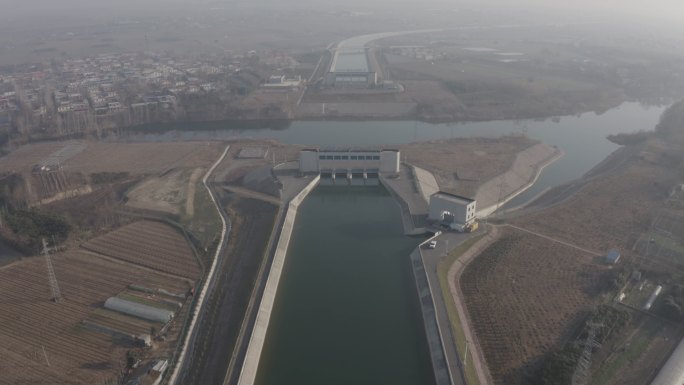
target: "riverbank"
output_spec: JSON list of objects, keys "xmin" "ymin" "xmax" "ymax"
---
[
  {"xmin": 381, "ymin": 169, "xmax": 472, "ymax": 385},
  {"xmin": 476, "ymin": 143, "xmax": 564, "ymax": 217}
]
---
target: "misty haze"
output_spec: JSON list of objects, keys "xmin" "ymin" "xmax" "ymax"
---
[{"xmin": 0, "ymin": 1, "xmax": 683, "ymax": 385}]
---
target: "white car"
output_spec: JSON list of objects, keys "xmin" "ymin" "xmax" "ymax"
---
[{"xmin": 427, "ymin": 240, "xmax": 437, "ymax": 249}]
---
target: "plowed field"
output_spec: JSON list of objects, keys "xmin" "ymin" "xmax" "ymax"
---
[
  {"xmin": 461, "ymin": 228, "xmax": 611, "ymax": 384},
  {"xmin": 0, "ymin": 251, "xmax": 190, "ymax": 385},
  {"xmin": 81, "ymin": 220, "xmax": 201, "ymax": 280}
]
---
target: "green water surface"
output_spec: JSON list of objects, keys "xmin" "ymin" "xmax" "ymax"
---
[{"xmin": 255, "ymin": 186, "xmax": 434, "ymax": 385}]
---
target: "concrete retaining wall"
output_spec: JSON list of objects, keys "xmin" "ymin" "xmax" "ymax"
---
[
  {"xmin": 382, "ymin": 174, "xmax": 452, "ymax": 384},
  {"xmin": 412, "ymin": 165, "xmax": 440, "ymax": 204},
  {"xmin": 379, "ymin": 177, "xmax": 419, "ymax": 235},
  {"xmin": 410, "ymin": 244, "xmax": 453, "ymax": 385},
  {"xmin": 237, "ymin": 175, "xmax": 320, "ymax": 385},
  {"xmin": 477, "ymin": 144, "xmax": 563, "ymax": 217}
]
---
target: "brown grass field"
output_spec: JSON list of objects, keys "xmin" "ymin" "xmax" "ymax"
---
[
  {"xmin": 461, "ymin": 228, "xmax": 611, "ymax": 384},
  {"xmin": 81, "ymin": 220, "xmax": 201, "ymax": 280},
  {"xmin": 0, "ymin": 251, "xmax": 191, "ymax": 385},
  {"xmin": 515, "ymin": 139, "xmax": 679, "ymax": 259},
  {"xmin": 399, "ymin": 136, "xmax": 536, "ymax": 190},
  {"xmin": 0, "ymin": 141, "xmax": 224, "ymax": 175}
]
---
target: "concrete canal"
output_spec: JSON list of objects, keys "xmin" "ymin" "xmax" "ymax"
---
[{"xmin": 254, "ymin": 186, "xmax": 435, "ymax": 385}]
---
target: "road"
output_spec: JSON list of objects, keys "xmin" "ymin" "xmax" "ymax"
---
[
  {"xmin": 222, "ymin": 185, "xmax": 282, "ymax": 206},
  {"xmin": 501, "ymin": 224, "xmax": 603, "ymax": 257},
  {"xmin": 420, "ymin": 231, "xmax": 476, "ymax": 385},
  {"xmin": 446, "ymin": 228, "xmax": 501, "ymax": 385},
  {"xmin": 168, "ymin": 144, "xmax": 232, "ymax": 385}
]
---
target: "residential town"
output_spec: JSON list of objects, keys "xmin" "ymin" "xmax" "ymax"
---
[{"xmin": 0, "ymin": 50, "xmax": 305, "ymax": 141}]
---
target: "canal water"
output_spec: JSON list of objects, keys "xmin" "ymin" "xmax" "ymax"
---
[{"xmin": 254, "ymin": 186, "xmax": 435, "ymax": 385}]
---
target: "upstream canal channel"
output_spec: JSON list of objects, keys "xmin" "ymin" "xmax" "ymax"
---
[{"xmin": 254, "ymin": 186, "xmax": 435, "ymax": 385}]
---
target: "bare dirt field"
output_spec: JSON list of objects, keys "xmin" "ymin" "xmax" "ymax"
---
[
  {"xmin": 513, "ymin": 139, "xmax": 679, "ymax": 256},
  {"xmin": 81, "ymin": 220, "xmax": 201, "ymax": 280},
  {"xmin": 460, "ymin": 126, "xmax": 684, "ymax": 385},
  {"xmin": 399, "ymin": 136, "xmax": 537, "ymax": 196},
  {"xmin": 0, "ymin": 141, "xmax": 224, "ymax": 175},
  {"xmin": 0, "ymin": 250, "xmax": 190, "ymax": 385},
  {"xmin": 460, "ymin": 228, "xmax": 612, "ymax": 384},
  {"xmin": 126, "ymin": 168, "xmax": 201, "ymax": 215}
]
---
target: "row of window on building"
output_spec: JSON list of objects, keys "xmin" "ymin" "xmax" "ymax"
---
[{"xmin": 319, "ymin": 155, "xmax": 380, "ymax": 161}]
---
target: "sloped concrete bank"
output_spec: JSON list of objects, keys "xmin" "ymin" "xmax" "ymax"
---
[
  {"xmin": 237, "ymin": 175, "xmax": 320, "ymax": 385},
  {"xmin": 410, "ymin": 244, "xmax": 455, "ymax": 385},
  {"xmin": 476, "ymin": 143, "xmax": 563, "ymax": 217}
]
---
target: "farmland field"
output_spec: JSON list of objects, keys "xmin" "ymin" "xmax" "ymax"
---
[
  {"xmin": 0, "ymin": 250, "xmax": 191, "ymax": 385},
  {"xmin": 0, "ymin": 141, "xmax": 224, "ymax": 175},
  {"xmin": 81, "ymin": 220, "xmax": 201, "ymax": 280},
  {"xmin": 460, "ymin": 228, "xmax": 611, "ymax": 384}
]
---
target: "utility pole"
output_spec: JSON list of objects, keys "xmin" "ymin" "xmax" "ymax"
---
[{"xmin": 42, "ymin": 238, "xmax": 62, "ymax": 303}]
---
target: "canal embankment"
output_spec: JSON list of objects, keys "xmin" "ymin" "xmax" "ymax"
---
[
  {"xmin": 476, "ymin": 143, "xmax": 563, "ymax": 217},
  {"xmin": 381, "ymin": 168, "xmax": 465, "ymax": 385},
  {"xmin": 237, "ymin": 174, "xmax": 320, "ymax": 385},
  {"xmin": 410, "ymin": 240, "xmax": 457, "ymax": 385}
]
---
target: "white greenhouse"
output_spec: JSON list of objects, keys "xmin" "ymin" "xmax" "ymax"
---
[{"xmin": 104, "ymin": 297, "xmax": 174, "ymax": 323}]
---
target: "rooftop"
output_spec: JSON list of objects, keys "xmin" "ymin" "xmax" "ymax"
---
[
  {"xmin": 432, "ymin": 191, "xmax": 475, "ymax": 205},
  {"xmin": 303, "ymin": 147, "xmax": 398, "ymax": 153}
]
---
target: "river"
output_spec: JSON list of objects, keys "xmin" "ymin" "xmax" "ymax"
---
[{"xmin": 117, "ymin": 102, "xmax": 666, "ymax": 208}]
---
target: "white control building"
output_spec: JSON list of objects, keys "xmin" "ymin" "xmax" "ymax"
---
[{"xmin": 428, "ymin": 191, "xmax": 477, "ymax": 228}]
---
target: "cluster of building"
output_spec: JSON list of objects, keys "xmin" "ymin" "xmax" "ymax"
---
[{"xmin": 0, "ymin": 49, "xmax": 304, "ymax": 135}]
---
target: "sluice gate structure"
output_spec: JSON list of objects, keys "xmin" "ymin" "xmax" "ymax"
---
[{"xmin": 300, "ymin": 148, "xmax": 399, "ymax": 185}]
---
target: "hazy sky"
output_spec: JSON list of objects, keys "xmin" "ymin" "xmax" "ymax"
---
[{"xmin": 0, "ymin": 0, "xmax": 682, "ymax": 30}]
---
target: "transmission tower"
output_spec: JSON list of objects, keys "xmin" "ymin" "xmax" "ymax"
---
[
  {"xmin": 571, "ymin": 322, "xmax": 603, "ymax": 385},
  {"xmin": 42, "ymin": 238, "xmax": 62, "ymax": 303}
]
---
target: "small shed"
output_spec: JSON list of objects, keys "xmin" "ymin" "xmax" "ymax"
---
[{"xmin": 605, "ymin": 249, "xmax": 621, "ymax": 265}]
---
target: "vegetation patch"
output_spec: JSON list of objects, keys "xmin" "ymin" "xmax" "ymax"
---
[
  {"xmin": 539, "ymin": 305, "xmax": 631, "ymax": 385},
  {"xmin": 4, "ymin": 209, "xmax": 70, "ymax": 251}
]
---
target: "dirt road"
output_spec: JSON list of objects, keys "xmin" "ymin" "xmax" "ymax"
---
[{"xmin": 447, "ymin": 227, "xmax": 500, "ymax": 385}]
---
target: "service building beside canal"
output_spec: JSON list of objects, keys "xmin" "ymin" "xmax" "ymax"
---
[{"xmin": 299, "ymin": 148, "xmax": 400, "ymax": 175}]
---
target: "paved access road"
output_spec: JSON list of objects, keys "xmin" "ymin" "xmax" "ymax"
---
[{"xmin": 420, "ymin": 230, "xmax": 477, "ymax": 385}]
